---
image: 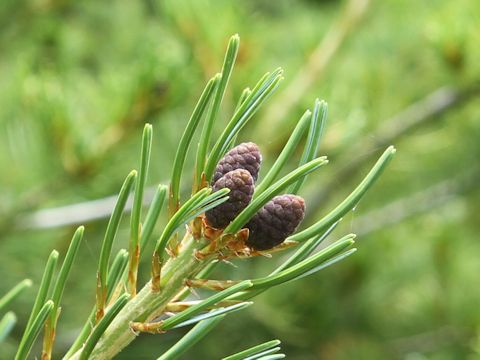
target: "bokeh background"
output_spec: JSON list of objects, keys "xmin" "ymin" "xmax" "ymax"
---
[{"xmin": 1, "ymin": 0, "xmax": 479, "ymax": 358}]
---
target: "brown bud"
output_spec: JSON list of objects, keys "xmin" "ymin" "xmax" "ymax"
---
[
  {"xmin": 205, "ymin": 169, "xmax": 255, "ymax": 229},
  {"xmin": 213, "ymin": 142, "xmax": 262, "ymax": 184},
  {"xmin": 246, "ymin": 195, "xmax": 305, "ymax": 250}
]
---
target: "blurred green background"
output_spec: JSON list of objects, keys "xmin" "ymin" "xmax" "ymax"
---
[{"xmin": 1, "ymin": 0, "xmax": 479, "ymax": 358}]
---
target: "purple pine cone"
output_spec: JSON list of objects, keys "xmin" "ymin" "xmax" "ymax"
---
[
  {"xmin": 246, "ymin": 195, "xmax": 305, "ymax": 250},
  {"xmin": 212, "ymin": 142, "xmax": 262, "ymax": 184},
  {"xmin": 206, "ymin": 169, "xmax": 255, "ymax": 229}
]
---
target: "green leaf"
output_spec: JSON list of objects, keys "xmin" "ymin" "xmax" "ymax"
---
[
  {"xmin": 160, "ymin": 280, "xmax": 252, "ymax": 330},
  {"xmin": 23, "ymin": 250, "xmax": 58, "ymax": 334},
  {"xmin": 140, "ymin": 184, "xmax": 168, "ymax": 253},
  {"xmin": 157, "ymin": 316, "xmax": 225, "ymax": 360},
  {"xmin": 0, "ymin": 279, "xmax": 32, "ymax": 314},
  {"xmin": 289, "ymin": 146, "xmax": 396, "ymax": 242},
  {"xmin": 0, "ymin": 312, "xmax": 16, "ymax": 343},
  {"xmin": 290, "ymin": 99, "xmax": 328, "ymax": 194},
  {"xmin": 195, "ymin": 34, "xmax": 240, "ymax": 188},
  {"xmin": 79, "ymin": 294, "xmax": 129, "ymax": 360},
  {"xmin": 170, "ymin": 75, "xmax": 219, "ymax": 214},
  {"xmin": 254, "ymin": 109, "xmax": 312, "ymax": 197},
  {"xmin": 224, "ymin": 157, "xmax": 328, "ymax": 234},
  {"xmin": 222, "ymin": 340, "xmax": 281, "ymax": 360},
  {"xmin": 97, "ymin": 171, "xmax": 136, "ymax": 297},
  {"xmin": 15, "ymin": 300, "xmax": 54, "ymax": 360}
]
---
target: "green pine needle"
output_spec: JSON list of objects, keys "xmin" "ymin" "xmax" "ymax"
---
[
  {"xmin": 160, "ymin": 280, "xmax": 252, "ymax": 330},
  {"xmin": 289, "ymin": 146, "xmax": 396, "ymax": 242},
  {"xmin": 141, "ymin": 185, "xmax": 168, "ymax": 253},
  {"xmin": 249, "ymin": 235, "xmax": 355, "ymax": 289},
  {"xmin": 171, "ymin": 302, "xmax": 252, "ymax": 329},
  {"xmin": 227, "ymin": 234, "xmax": 356, "ymax": 302},
  {"xmin": 0, "ymin": 312, "xmax": 17, "ymax": 343},
  {"xmin": 23, "ymin": 251, "xmax": 58, "ymax": 335},
  {"xmin": 224, "ymin": 157, "xmax": 328, "ymax": 234},
  {"xmin": 170, "ymin": 75, "xmax": 220, "ymax": 214},
  {"xmin": 15, "ymin": 300, "xmax": 54, "ymax": 360},
  {"xmin": 97, "ymin": 171, "xmax": 136, "ymax": 298},
  {"xmin": 290, "ymin": 99, "xmax": 328, "ymax": 194},
  {"xmin": 46, "ymin": 226, "xmax": 84, "ymax": 352},
  {"xmin": 128, "ymin": 123, "xmax": 153, "ymax": 294},
  {"xmin": 222, "ymin": 340, "xmax": 281, "ymax": 360},
  {"xmin": 106, "ymin": 249, "xmax": 129, "ymax": 301},
  {"xmin": 157, "ymin": 316, "xmax": 225, "ymax": 360},
  {"xmin": 154, "ymin": 188, "xmax": 230, "ymax": 255},
  {"xmin": 204, "ymin": 68, "xmax": 284, "ymax": 181},
  {"xmin": 195, "ymin": 34, "xmax": 240, "ymax": 189},
  {"xmin": 273, "ymin": 221, "xmax": 340, "ymax": 274},
  {"xmin": 0, "ymin": 279, "xmax": 32, "ymax": 314},
  {"xmin": 254, "ymin": 109, "xmax": 312, "ymax": 197},
  {"xmin": 79, "ymin": 294, "xmax": 130, "ymax": 360}
]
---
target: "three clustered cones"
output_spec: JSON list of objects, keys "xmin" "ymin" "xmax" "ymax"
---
[{"xmin": 206, "ymin": 142, "xmax": 305, "ymax": 251}]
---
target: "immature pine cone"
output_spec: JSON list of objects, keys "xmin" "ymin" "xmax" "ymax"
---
[
  {"xmin": 205, "ymin": 169, "xmax": 255, "ymax": 229},
  {"xmin": 246, "ymin": 195, "xmax": 305, "ymax": 251},
  {"xmin": 212, "ymin": 142, "xmax": 262, "ymax": 183}
]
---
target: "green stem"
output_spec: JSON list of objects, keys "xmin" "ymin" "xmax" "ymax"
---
[{"xmin": 69, "ymin": 236, "xmax": 210, "ymax": 360}]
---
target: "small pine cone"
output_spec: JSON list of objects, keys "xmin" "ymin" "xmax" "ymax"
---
[
  {"xmin": 212, "ymin": 142, "xmax": 262, "ymax": 184},
  {"xmin": 246, "ymin": 195, "xmax": 305, "ymax": 251},
  {"xmin": 205, "ymin": 169, "xmax": 255, "ymax": 229}
]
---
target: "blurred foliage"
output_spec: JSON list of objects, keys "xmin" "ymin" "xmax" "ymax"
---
[{"xmin": 1, "ymin": 0, "xmax": 479, "ymax": 358}]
